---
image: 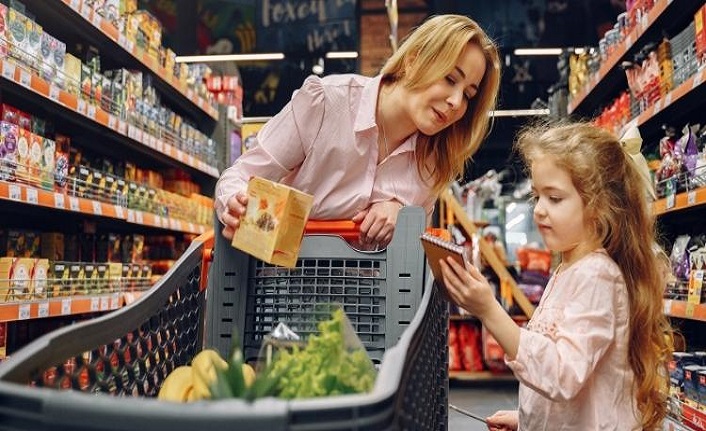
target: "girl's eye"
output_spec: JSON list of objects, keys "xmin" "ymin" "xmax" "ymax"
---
[
  {"xmin": 549, "ymin": 196, "xmax": 562, "ymax": 203},
  {"xmin": 445, "ymin": 75, "xmax": 456, "ymax": 85}
]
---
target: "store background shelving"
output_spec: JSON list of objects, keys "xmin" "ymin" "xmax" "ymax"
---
[
  {"xmin": 0, "ymin": 0, "xmax": 228, "ymax": 360},
  {"xmin": 565, "ymin": 0, "xmax": 706, "ymax": 428}
]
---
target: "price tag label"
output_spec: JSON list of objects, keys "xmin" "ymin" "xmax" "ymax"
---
[
  {"xmin": 152, "ymin": 214, "xmax": 161, "ymax": 227},
  {"xmin": 18, "ymin": 303, "xmax": 31, "ymax": 320},
  {"xmin": 135, "ymin": 211, "xmax": 144, "ymax": 224},
  {"xmin": 49, "ymin": 85, "xmax": 61, "ymax": 102},
  {"xmin": 69, "ymin": 197, "xmax": 80, "ymax": 211},
  {"xmin": 688, "ymin": 191, "xmax": 697, "ymax": 206},
  {"xmin": 81, "ymin": 4, "xmax": 91, "ymax": 19},
  {"xmin": 118, "ymin": 33, "xmax": 128, "ymax": 49},
  {"xmin": 25, "ymin": 188, "xmax": 38, "ymax": 205},
  {"xmin": 188, "ymin": 222, "xmax": 195, "ymax": 233},
  {"xmin": 118, "ymin": 120, "xmax": 127, "ymax": 135},
  {"xmin": 9, "ymin": 184, "xmax": 21, "ymax": 201},
  {"xmin": 91, "ymin": 11, "xmax": 102, "ymax": 27},
  {"xmin": 38, "ymin": 302, "xmax": 49, "ymax": 318},
  {"xmin": 61, "ymin": 298, "xmax": 72, "ymax": 315},
  {"xmin": 110, "ymin": 293, "xmax": 120, "ymax": 309},
  {"xmin": 87, "ymin": 104, "xmax": 96, "ymax": 120},
  {"xmin": 2, "ymin": 60, "xmax": 15, "ymax": 80},
  {"xmin": 70, "ymin": 0, "xmax": 80, "ymax": 9},
  {"xmin": 92, "ymin": 200, "xmax": 102, "ymax": 215},
  {"xmin": 625, "ymin": 35, "xmax": 632, "ymax": 47},
  {"xmin": 175, "ymin": 220, "xmax": 183, "ymax": 231},
  {"xmin": 156, "ymin": 140, "xmax": 163, "ymax": 153},
  {"xmin": 187, "ymin": 89, "xmax": 194, "ymax": 99},
  {"xmin": 77, "ymin": 99, "xmax": 87, "ymax": 115},
  {"xmin": 108, "ymin": 115, "xmax": 117, "ymax": 129},
  {"xmin": 664, "ymin": 299, "xmax": 672, "ymax": 315},
  {"xmin": 114, "ymin": 205, "xmax": 125, "ymax": 218},
  {"xmin": 19, "ymin": 69, "xmax": 30, "ymax": 88},
  {"xmin": 100, "ymin": 296, "xmax": 109, "ymax": 310},
  {"xmin": 127, "ymin": 209, "xmax": 135, "ymax": 223},
  {"xmin": 54, "ymin": 193, "xmax": 65, "ymax": 209},
  {"xmin": 90, "ymin": 297, "xmax": 100, "ymax": 311},
  {"xmin": 664, "ymin": 93, "xmax": 672, "ymax": 107}
]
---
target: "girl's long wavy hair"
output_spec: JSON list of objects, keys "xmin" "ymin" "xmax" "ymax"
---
[
  {"xmin": 380, "ymin": 14, "xmax": 501, "ymax": 197},
  {"xmin": 516, "ymin": 121, "xmax": 673, "ymax": 430}
]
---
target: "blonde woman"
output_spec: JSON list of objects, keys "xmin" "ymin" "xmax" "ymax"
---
[{"xmin": 216, "ymin": 14, "xmax": 501, "ymax": 248}]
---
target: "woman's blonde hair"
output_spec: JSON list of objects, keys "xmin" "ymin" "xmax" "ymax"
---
[
  {"xmin": 380, "ymin": 14, "xmax": 501, "ymax": 197},
  {"xmin": 516, "ymin": 121, "xmax": 673, "ymax": 431}
]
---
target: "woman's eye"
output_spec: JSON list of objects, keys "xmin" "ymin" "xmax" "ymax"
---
[
  {"xmin": 549, "ymin": 196, "xmax": 562, "ymax": 203},
  {"xmin": 446, "ymin": 76, "xmax": 456, "ymax": 85}
]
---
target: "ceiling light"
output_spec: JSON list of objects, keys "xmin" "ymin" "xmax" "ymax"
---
[
  {"xmin": 175, "ymin": 53, "xmax": 285, "ymax": 63},
  {"xmin": 489, "ymin": 109, "xmax": 549, "ymax": 117},
  {"xmin": 325, "ymin": 51, "xmax": 358, "ymax": 59},
  {"xmin": 513, "ymin": 48, "xmax": 563, "ymax": 56}
]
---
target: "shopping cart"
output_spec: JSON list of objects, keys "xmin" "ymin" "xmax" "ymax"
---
[{"xmin": 0, "ymin": 206, "xmax": 449, "ymax": 430}]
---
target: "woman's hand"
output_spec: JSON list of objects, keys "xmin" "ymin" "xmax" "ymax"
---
[
  {"xmin": 439, "ymin": 257, "xmax": 496, "ymax": 319},
  {"xmin": 352, "ymin": 200, "xmax": 403, "ymax": 249},
  {"xmin": 486, "ymin": 410, "xmax": 518, "ymax": 431},
  {"xmin": 220, "ymin": 191, "xmax": 248, "ymax": 240}
]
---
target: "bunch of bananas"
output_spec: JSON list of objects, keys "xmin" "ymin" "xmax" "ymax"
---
[{"xmin": 157, "ymin": 349, "xmax": 256, "ymax": 402}]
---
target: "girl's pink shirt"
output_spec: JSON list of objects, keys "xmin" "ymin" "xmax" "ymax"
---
[
  {"xmin": 507, "ymin": 250, "xmax": 642, "ymax": 430},
  {"xmin": 215, "ymin": 74, "xmax": 437, "ymax": 222}
]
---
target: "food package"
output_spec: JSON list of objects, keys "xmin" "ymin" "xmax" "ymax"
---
[{"xmin": 231, "ymin": 176, "xmax": 313, "ymax": 268}]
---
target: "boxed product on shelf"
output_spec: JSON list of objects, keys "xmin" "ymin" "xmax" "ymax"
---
[
  {"xmin": 695, "ymin": 5, "xmax": 706, "ymax": 66},
  {"xmin": 0, "ymin": 257, "xmax": 33, "ymax": 301},
  {"xmin": 31, "ymin": 258, "xmax": 48, "ymax": 299},
  {"xmin": 40, "ymin": 136, "xmax": 55, "ymax": 190},
  {"xmin": 54, "ymin": 133, "xmax": 70, "ymax": 192},
  {"xmin": 63, "ymin": 53, "xmax": 82, "ymax": 96},
  {"xmin": 39, "ymin": 31, "xmax": 66, "ymax": 87},
  {"xmin": 51, "ymin": 261, "xmax": 70, "ymax": 296},
  {"xmin": 68, "ymin": 262, "xmax": 84, "ymax": 295},
  {"xmin": 0, "ymin": 121, "xmax": 18, "ymax": 181}
]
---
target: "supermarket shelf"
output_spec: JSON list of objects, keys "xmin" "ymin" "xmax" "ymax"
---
[
  {"xmin": 0, "ymin": 293, "xmax": 122, "ymax": 323},
  {"xmin": 0, "ymin": 182, "xmax": 208, "ymax": 235},
  {"xmin": 652, "ymin": 187, "xmax": 706, "ymax": 216},
  {"xmin": 568, "ymin": 0, "xmax": 701, "ymax": 115},
  {"xmin": 0, "ymin": 58, "xmax": 218, "ymax": 179},
  {"xmin": 23, "ymin": 0, "xmax": 218, "ymax": 125},
  {"xmin": 449, "ymin": 371, "xmax": 516, "ymax": 382},
  {"xmin": 664, "ymin": 300, "xmax": 706, "ymax": 322}
]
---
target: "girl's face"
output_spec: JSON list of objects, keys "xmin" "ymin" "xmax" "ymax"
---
[
  {"xmin": 530, "ymin": 154, "xmax": 599, "ymax": 266},
  {"xmin": 405, "ymin": 43, "xmax": 486, "ymax": 135}
]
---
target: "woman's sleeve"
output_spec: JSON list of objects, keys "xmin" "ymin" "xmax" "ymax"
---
[
  {"xmin": 214, "ymin": 75, "xmax": 326, "ymax": 221},
  {"xmin": 505, "ymin": 266, "xmax": 620, "ymax": 401}
]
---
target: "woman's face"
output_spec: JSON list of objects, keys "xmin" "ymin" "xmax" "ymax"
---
[{"xmin": 406, "ymin": 43, "xmax": 486, "ymax": 136}]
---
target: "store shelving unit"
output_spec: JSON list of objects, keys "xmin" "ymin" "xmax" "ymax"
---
[
  {"xmin": 0, "ymin": 0, "xmax": 219, "ymax": 354},
  {"xmin": 566, "ymin": 1, "xmax": 706, "ymax": 428},
  {"xmin": 437, "ymin": 190, "xmax": 535, "ymax": 382}
]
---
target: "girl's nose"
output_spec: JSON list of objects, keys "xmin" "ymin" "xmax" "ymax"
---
[{"xmin": 447, "ymin": 88, "xmax": 464, "ymax": 110}]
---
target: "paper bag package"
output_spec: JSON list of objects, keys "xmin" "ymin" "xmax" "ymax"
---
[{"xmin": 231, "ymin": 177, "xmax": 314, "ymax": 268}]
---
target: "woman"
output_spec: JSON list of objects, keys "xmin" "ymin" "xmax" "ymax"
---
[{"xmin": 216, "ymin": 14, "xmax": 501, "ymax": 249}]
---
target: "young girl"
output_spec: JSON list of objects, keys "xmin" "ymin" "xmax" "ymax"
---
[
  {"xmin": 216, "ymin": 14, "xmax": 501, "ymax": 249},
  {"xmin": 440, "ymin": 122, "xmax": 672, "ymax": 430}
]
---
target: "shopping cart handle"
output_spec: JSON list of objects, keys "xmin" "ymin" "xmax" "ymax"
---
[{"xmin": 304, "ymin": 220, "xmax": 361, "ymax": 241}]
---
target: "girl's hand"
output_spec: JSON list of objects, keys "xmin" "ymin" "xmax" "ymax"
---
[
  {"xmin": 352, "ymin": 200, "xmax": 403, "ymax": 249},
  {"xmin": 486, "ymin": 410, "xmax": 518, "ymax": 431},
  {"xmin": 440, "ymin": 257, "xmax": 496, "ymax": 319},
  {"xmin": 221, "ymin": 191, "xmax": 248, "ymax": 240}
]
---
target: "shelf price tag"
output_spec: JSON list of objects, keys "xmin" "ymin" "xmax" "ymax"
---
[
  {"xmin": 1, "ymin": 61, "xmax": 15, "ymax": 80},
  {"xmin": 91, "ymin": 11, "xmax": 102, "ymax": 27},
  {"xmin": 87, "ymin": 104, "xmax": 96, "ymax": 120},
  {"xmin": 81, "ymin": 4, "xmax": 91, "ymax": 19},
  {"xmin": 188, "ymin": 222, "xmax": 196, "ymax": 233},
  {"xmin": 77, "ymin": 99, "xmax": 87, "ymax": 115},
  {"xmin": 118, "ymin": 120, "xmax": 127, "ymax": 135},
  {"xmin": 38, "ymin": 302, "xmax": 49, "ymax": 318},
  {"xmin": 19, "ymin": 69, "xmax": 30, "ymax": 88},
  {"xmin": 652, "ymin": 99, "xmax": 662, "ymax": 114},
  {"xmin": 100, "ymin": 296, "xmax": 109, "ymax": 311},
  {"xmin": 664, "ymin": 93, "xmax": 672, "ymax": 108},
  {"xmin": 127, "ymin": 209, "xmax": 135, "ymax": 223},
  {"xmin": 18, "ymin": 303, "xmax": 31, "ymax": 320},
  {"xmin": 49, "ymin": 84, "xmax": 61, "ymax": 102},
  {"xmin": 69, "ymin": 197, "xmax": 80, "ymax": 212},
  {"xmin": 114, "ymin": 205, "xmax": 125, "ymax": 218},
  {"xmin": 92, "ymin": 200, "xmax": 102, "ymax": 215},
  {"xmin": 70, "ymin": 0, "xmax": 80, "ymax": 9},
  {"xmin": 135, "ymin": 211, "xmax": 144, "ymax": 224},
  {"xmin": 688, "ymin": 191, "xmax": 697, "ymax": 206},
  {"xmin": 8, "ymin": 184, "xmax": 21, "ymax": 201},
  {"xmin": 25, "ymin": 188, "xmax": 38, "ymax": 205},
  {"xmin": 90, "ymin": 297, "xmax": 100, "ymax": 311},
  {"xmin": 110, "ymin": 293, "xmax": 120, "ymax": 309},
  {"xmin": 54, "ymin": 193, "xmax": 65, "ymax": 209},
  {"xmin": 61, "ymin": 298, "xmax": 72, "ymax": 315},
  {"xmin": 108, "ymin": 115, "xmax": 117, "ymax": 130},
  {"xmin": 664, "ymin": 299, "xmax": 672, "ymax": 315}
]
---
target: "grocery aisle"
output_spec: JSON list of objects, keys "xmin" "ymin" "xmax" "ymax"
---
[{"xmin": 449, "ymin": 381, "xmax": 519, "ymax": 431}]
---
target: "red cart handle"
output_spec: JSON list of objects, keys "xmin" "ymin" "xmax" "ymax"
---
[{"xmin": 304, "ymin": 220, "xmax": 361, "ymax": 241}]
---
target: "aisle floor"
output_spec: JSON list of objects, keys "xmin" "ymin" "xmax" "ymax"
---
[{"xmin": 448, "ymin": 381, "xmax": 519, "ymax": 431}]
